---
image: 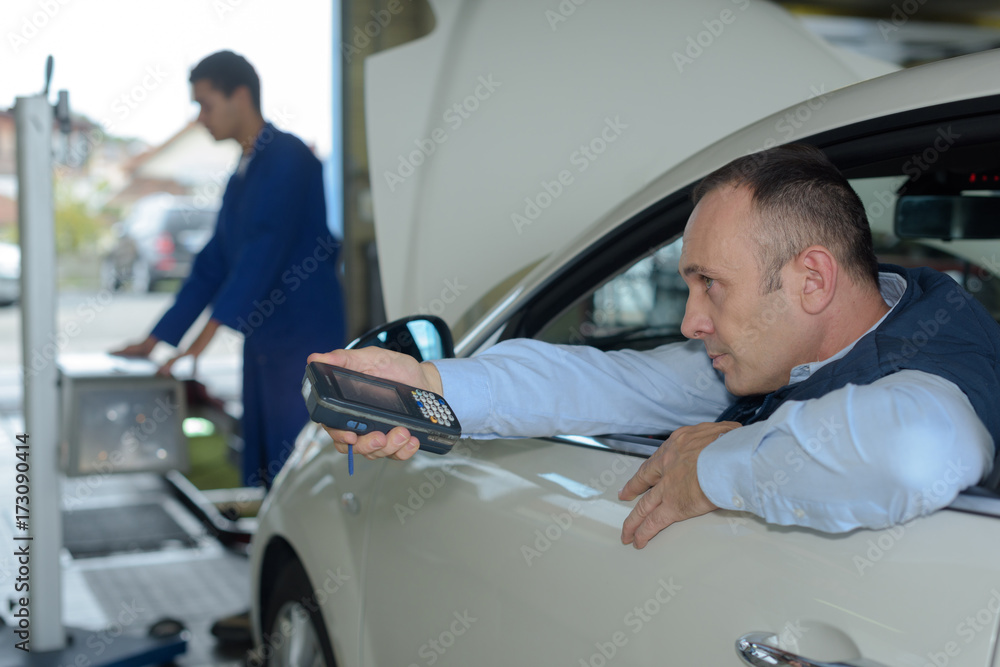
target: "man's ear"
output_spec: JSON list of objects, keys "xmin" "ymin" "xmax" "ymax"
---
[{"xmin": 797, "ymin": 246, "xmax": 837, "ymax": 315}]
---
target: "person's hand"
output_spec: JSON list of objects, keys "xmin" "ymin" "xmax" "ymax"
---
[
  {"xmin": 156, "ymin": 319, "xmax": 220, "ymax": 378},
  {"xmin": 306, "ymin": 347, "xmax": 444, "ymax": 462},
  {"xmin": 157, "ymin": 350, "xmax": 197, "ymax": 378},
  {"xmin": 110, "ymin": 335, "xmax": 158, "ymax": 358},
  {"xmin": 618, "ymin": 421, "xmax": 742, "ymax": 548}
]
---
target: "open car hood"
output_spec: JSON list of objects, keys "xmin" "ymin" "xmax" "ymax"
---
[{"xmin": 365, "ymin": 0, "xmax": 896, "ymax": 328}]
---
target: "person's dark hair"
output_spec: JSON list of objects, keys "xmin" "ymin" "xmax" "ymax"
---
[
  {"xmin": 189, "ymin": 50, "xmax": 261, "ymax": 113},
  {"xmin": 691, "ymin": 143, "xmax": 879, "ymax": 293}
]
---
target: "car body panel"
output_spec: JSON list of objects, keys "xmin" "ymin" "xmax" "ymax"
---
[
  {"xmin": 250, "ymin": 423, "xmax": 383, "ymax": 667},
  {"xmin": 365, "ymin": 0, "xmax": 895, "ymax": 326},
  {"xmin": 255, "ymin": 427, "xmax": 1000, "ymax": 666},
  {"xmin": 364, "ymin": 438, "xmax": 1000, "ymax": 667}
]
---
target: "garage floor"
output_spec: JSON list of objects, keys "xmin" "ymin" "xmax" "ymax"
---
[{"xmin": 0, "ymin": 412, "xmax": 257, "ymax": 667}]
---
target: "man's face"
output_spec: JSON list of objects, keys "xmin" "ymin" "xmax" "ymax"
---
[
  {"xmin": 679, "ymin": 186, "xmax": 806, "ymax": 396},
  {"xmin": 192, "ymin": 79, "xmax": 243, "ymax": 142}
]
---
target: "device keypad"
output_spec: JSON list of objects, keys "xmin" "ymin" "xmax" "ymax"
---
[{"xmin": 412, "ymin": 389, "xmax": 454, "ymax": 427}]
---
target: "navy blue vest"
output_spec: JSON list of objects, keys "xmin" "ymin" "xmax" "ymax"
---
[{"xmin": 718, "ymin": 264, "xmax": 1000, "ymax": 459}]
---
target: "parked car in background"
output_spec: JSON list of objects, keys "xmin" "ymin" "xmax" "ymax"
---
[
  {"xmin": 249, "ymin": 1, "xmax": 1000, "ymax": 666},
  {"xmin": 101, "ymin": 193, "xmax": 216, "ymax": 292},
  {"xmin": 0, "ymin": 241, "xmax": 19, "ymax": 306}
]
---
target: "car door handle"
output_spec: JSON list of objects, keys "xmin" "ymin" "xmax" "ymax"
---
[{"xmin": 736, "ymin": 632, "xmax": 890, "ymax": 667}]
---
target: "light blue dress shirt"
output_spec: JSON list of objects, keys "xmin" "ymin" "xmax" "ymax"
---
[{"xmin": 434, "ymin": 272, "xmax": 993, "ymax": 532}]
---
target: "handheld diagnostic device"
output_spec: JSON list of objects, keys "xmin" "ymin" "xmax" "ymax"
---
[{"xmin": 302, "ymin": 362, "xmax": 461, "ymax": 471}]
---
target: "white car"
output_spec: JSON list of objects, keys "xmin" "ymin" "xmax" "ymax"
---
[{"xmin": 250, "ymin": 1, "xmax": 1000, "ymax": 665}]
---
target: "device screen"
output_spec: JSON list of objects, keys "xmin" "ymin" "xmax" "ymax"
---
[{"xmin": 335, "ymin": 373, "xmax": 407, "ymax": 413}]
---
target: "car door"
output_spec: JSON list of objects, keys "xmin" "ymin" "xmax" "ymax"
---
[
  {"xmin": 358, "ymin": 245, "xmax": 1000, "ymax": 667},
  {"xmin": 358, "ymin": 77, "xmax": 1000, "ymax": 665},
  {"xmin": 362, "ymin": 455, "xmax": 1000, "ymax": 667}
]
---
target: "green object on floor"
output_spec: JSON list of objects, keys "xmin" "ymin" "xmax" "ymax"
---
[
  {"xmin": 183, "ymin": 416, "xmax": 216, "ymax": 437},
  {"xmin": 185, "ymin": 433, "xmax": 241, "ymax": 491}
]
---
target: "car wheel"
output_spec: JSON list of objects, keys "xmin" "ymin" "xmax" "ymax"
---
[
  {"xmin": 130, "ymin": 259, "xmax": 153, "ymax": 293},
  {"xmin": 262, "ymin": 559, "xmax": 336, "ymax": 667}
]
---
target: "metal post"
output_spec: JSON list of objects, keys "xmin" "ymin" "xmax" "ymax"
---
[{"xmin": 15, "ymin": 93, "xmax": 65, "ymax": 652}]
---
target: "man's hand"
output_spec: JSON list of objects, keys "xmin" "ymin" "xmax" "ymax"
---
[
  {"xmin": 306, "ymin": 347, "xmax": 444, "ymax": 462},
  {"xmin": 619, "ymin": 421, "xmax": 741, "ymax": 548},
  {"xmin": 110, "ymin": 334, "xmax": 158, "ymax": 358},
  {"xmin": 157, "ymin": 319, "xmax": 220, "ymax": 378}
]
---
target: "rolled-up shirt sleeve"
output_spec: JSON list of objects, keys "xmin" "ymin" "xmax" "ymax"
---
[
  {"xmin": 698, "ymin": 370, "xmax": 994, "ymax": 532},
  {"xmin": 434, "ymin": 338, "xmax": 735, "ymax": 439}
]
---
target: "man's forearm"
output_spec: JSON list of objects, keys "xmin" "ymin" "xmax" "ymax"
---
[
  {"xmin": 697, "ymin": 370, "xmax": 993, "ymax": 532},
  {"xmin": 435, "ymin": 338, "xmax": 733, "ymax": 439}
]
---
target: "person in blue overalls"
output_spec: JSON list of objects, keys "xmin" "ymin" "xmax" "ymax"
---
[{"xmin": 114, "ymin": 50, "xmax": 345, "ymax": 489}]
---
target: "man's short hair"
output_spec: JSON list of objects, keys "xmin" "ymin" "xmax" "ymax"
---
[
  {"xmin": 190, "ymin": 50, "xmax": 261, "ymax": 113},
  {"xmin": 691, "ymin": 143, "xmax": 880, "ymax": 293}
]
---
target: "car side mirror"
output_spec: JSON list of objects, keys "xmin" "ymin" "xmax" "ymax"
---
[
  {"xmin": 345, "ymin": 315, "xmax": 455, "ymax": 361},
  {"xmin": 895, "ymin": 195, "xmax": 1000, "ymax": 240}
]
